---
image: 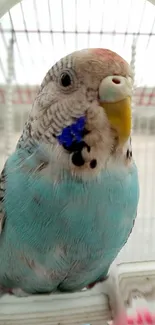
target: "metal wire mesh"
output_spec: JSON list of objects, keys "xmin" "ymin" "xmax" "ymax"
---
[{"xmin": 0, "ymin": 0, "xmax": 155, "ymax": 264}]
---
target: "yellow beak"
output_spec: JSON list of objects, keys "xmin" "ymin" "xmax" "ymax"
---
[{"xmin": 100, "ymin": 96, "xmax": 131, "ymax": 144}]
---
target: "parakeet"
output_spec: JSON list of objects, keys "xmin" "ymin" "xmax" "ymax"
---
[{"xmin": 0, "ymin": 48, "xmax": 139, "ymax": 298}]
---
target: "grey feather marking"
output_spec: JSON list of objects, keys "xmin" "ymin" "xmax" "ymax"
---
[
  {"xmin": 16, "ymin": 120, "xmax": 32, "ymax": 150},
  {"xmin": 0, "ymin": 167, "xmax": 6, "ymax": 234}
]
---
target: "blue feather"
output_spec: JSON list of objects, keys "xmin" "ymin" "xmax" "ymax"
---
[
  {"xmin": 57, "ymin": 116, "xmax": 86, "ymax": 148},
  {"xmin": 0, "ymin": 147, "xmax": 139, "ymax": 293}
]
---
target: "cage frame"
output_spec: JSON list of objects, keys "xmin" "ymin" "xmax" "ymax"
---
[{"xmin": 1, "ymin": 0, "xmax": 155, "ymax": 324}]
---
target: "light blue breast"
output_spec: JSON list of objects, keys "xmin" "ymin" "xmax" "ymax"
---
[{"xmin": 0, "ymin": 148, "xmax": 139, "ymax": 291}]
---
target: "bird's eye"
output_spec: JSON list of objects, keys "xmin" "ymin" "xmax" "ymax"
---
[{"xmin": 60, "ymin": 72, "xmax": 72, "ymax": 87}]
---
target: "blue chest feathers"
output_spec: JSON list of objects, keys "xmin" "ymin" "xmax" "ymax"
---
[{"xmin": 4, "ymin": 150, "xmax": 139, "ymax": 259}]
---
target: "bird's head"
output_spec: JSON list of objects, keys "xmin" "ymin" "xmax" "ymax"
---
[{"xmin": 23, "ymin": 48, "xmax": 133, "ymax": 178}]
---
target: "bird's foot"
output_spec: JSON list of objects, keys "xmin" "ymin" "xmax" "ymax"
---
[
  {"xmin": 9, "ymin": 288, "xmax": 30, "ymax": 297},
  {"xmin": 0, "ymin": 286, "xmax": 13, "ymax": 296},
  {"xmin": 87, "ymin": 274, "xmax": 109, "ymax": 289},
  {"xmin": 0, "ymin": 287, "xmax": 29, "ymax": 297}
]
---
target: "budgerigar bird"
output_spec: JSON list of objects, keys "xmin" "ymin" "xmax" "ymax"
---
[{"xmin": 0, "ymin": 49, "xmax": 139, "ymax": 308}]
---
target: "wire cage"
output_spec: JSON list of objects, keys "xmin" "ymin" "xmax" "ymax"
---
[{"xmin": 1, "ymin": 0, "xmax": 155, "ymax": 323}]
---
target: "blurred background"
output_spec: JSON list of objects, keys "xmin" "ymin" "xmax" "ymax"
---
[{"xmin": 0, "ymin": 0, "xmax": 155, "ymax": 265}]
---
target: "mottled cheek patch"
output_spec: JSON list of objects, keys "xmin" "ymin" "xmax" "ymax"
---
[
  {"xmin": 56, "ymin": 116, "xmax": 86, "ymax": 148},
  {"xmin": 54, "ymin": 116, "xmax": 98, "ymax": 169}
]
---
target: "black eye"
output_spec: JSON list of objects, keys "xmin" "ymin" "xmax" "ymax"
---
[{"xmin": 60, "ymin": 72, "xmax": 72, "ymax": 87}]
